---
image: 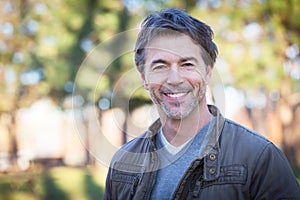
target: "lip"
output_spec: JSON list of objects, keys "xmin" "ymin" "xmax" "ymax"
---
[{"xmin": 163, "ymin": 91, "xmax": 189, "ymax": 101}]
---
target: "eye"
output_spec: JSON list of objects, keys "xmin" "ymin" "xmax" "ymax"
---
[
  {"xmin": 152, "ymin": 64, "xmax": 168, "ymax": 71},
  {"xmin": 181, "ymin": 62, "xmax": 195, "ymax": 68}
]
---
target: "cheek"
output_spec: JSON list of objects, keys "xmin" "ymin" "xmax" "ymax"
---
[
  {"xmin": 145, "ymin": 74, "xmax": 166, "ymax": 90},
  {"xmin": 148, "ymin": 83, "xmax": 161, "ymax": 94},
  {"xmin": 144, "ymin": 70, "xmax": 160, "ymax": 83},
  {"xmin": 147, "ymin": 86, "xmax": 161, "ymax": 104},
  {"xmin": 185, "ymin": 74, "xmax": 207, "ymax": 88}
]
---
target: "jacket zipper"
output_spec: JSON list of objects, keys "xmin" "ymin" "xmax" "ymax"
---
[
  {"xmin": 171, "ymin": 159, "xmax": 202, "ymax": 199},
  {"xmin": 130, "ymin": 176, "xmax": 140, "ymax": 196}
]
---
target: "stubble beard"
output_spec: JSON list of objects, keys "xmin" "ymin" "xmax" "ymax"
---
[{"xmin": 149, "ymin": 86, "xmax": 206, "ymax": 120}]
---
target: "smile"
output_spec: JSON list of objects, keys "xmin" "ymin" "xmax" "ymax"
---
[{"xmin": 165, "ymin": 92, "xmax": 187, "ymax": 98}]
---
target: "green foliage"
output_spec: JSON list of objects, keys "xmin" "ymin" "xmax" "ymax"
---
[
  {"xmin": 0, "ymin": 166, "xmax": 104, "ymax": 200},
  {"xmin": 292, "ymin": 167, "xmax": 300, "ymax": 184}
]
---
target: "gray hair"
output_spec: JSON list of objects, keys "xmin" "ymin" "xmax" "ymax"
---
[{"xmin": 134, "ymin": 8, "xmax": 218, "ymax": 74}]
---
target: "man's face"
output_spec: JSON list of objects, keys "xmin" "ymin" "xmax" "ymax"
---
[{"xmin": 142, "ymin": 34, "xmax": 211, "ymax": 119}]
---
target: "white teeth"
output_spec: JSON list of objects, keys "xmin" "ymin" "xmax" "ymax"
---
[{"xmin": 166, "ymin": 93, "xmax": 186, "ymax": 98}]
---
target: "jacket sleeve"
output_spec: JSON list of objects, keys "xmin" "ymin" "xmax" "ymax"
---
[
  {"xmin": 103, "ymin": 167, "xmax": 112, "ymax": 200},
  {"xmin": 250, "ymin": 143, "xmax": 300, "ymax": 199}
]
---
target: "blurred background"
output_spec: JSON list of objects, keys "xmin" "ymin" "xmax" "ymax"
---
[{"xmin": 0, "ymin": 0, "xmax": 299, "ymax": 199}]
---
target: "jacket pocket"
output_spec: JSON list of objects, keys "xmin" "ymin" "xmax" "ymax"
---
[
  {"xmin": 182, "ymin": 165, "xmax": 248, "ymax": 199},
  {"xmin": 203, "ymin": 164, "xmax": 247, "ymax": 187},
  {"xmin": 111, "ymin": 162, "xmax": 144, "ymax": 199}
]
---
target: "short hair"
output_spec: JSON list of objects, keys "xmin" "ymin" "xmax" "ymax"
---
[{"xmin": 134, "ymin": 8, "xmax": 218, "ymax": 74}]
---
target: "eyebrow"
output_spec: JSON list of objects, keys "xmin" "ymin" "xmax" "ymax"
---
[
  {"xmin": 179, "ymin": 57, "xmax": 199, "ymax": 64},
  {"xmin": 150, "ymin": 57, "xmax": 199, "ymax": 68}
]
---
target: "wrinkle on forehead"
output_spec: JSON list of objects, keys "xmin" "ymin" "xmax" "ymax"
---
[{"xmin": 145, "ymin": 35, "xmax": 204, "ymax": 62}]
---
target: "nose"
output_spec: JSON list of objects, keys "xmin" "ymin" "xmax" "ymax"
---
[{"xmin": 166, "ymin": 66, "xmax": 184, "ymax": 85}]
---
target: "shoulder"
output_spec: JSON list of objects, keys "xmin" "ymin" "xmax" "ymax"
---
[
  {"xmin": 219, "ymin": 118, "xmax": 278, "ymax": 163},
  {"xmin": 219, "ymin": 118, "xmax": 292, "ymax": 173},
  {"xmin": 222, "ymin": 118, "xmax": 271, "ymax": 146},
  {"xmin": 117, "ymin": 119, "xmax": 161, "ymax": 154},
  {"xmin": 109, "ymin": 132, "xmax": 152, "ymax": 165},
  {"xmin": 120, "ymin": 132, "xmax": 151, "ymax": 153},
  {"xmin": 109, "ymin": 119, "xmax": 161, "ymax": 169}
]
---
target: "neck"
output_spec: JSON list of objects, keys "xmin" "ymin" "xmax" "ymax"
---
[{"xmin": 160, "ymin": 105, "xmax": 212, "ymax": 147}]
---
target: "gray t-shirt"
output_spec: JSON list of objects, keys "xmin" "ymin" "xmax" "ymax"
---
[{"xmin": 150, "ymin": 119, "xmax": 214, "ymax": 200}]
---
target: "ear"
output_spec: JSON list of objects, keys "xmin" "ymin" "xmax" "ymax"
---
[
  {"xmin": 205, "ymin": 65, "xmax": 212, "ymax": 83},
  {"xmin": 141, "ymin": 73, "xmax": 149, "ymax": 90}
]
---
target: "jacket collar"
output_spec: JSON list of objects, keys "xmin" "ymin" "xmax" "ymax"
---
[{"xmin": 145, "ymin": 105, "xmax": 225, "ymax": 180}]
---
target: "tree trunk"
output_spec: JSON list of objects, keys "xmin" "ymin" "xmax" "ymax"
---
[
  {"xmin": 8, "ymin": 110, "xmax": 18, "ymax": 164},
  {"xmin": 280, "ymin": 78, "xmax": 300, "ymax": 167}
]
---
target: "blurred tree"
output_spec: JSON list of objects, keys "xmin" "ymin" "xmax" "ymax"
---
[
  {"xmin": 250, "ymin": 0, "xmax": 300, "ymax": 166},
  {"xmin": 0, "ymin": 0, "xmax": 126, "ymax": 164},
  {"xmin": 0, "ymin": 0, "xmax": 38, "ymax": 162},
  {"xmin": 230, "ymin": 0, "xmax": 300, "ymax": 167}
]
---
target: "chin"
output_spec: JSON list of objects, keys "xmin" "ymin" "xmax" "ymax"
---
[{"xmin": 164, "ymin": 109, "xmax": 192, "ymax": 119}]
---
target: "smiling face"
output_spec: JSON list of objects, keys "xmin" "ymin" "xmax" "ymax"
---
[{"xmin": 142, "ymin": 34, "xmax": 211, "ymax": 119}]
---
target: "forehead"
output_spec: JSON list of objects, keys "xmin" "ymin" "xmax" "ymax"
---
[{"xmin": 145, "ymin": 34, "xmax": 203, "ymax": 63}]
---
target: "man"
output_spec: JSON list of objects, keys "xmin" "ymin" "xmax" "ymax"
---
[{"xmin": 104, "ymin": 8, "xmax": 300, "ymax": 199}]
